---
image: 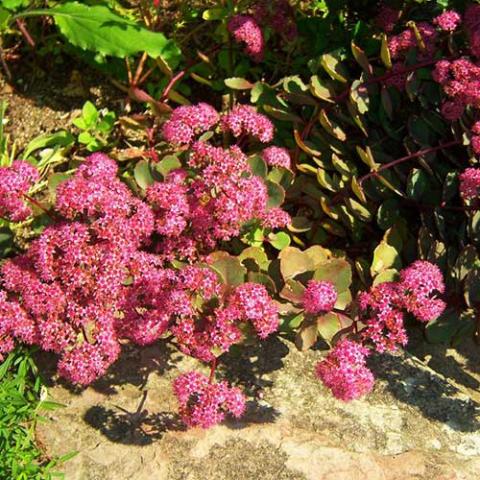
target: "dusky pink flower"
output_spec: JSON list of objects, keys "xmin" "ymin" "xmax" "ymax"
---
[
  {"xmin": 302, "ymin": 280, "xmax": 338, "ymax": 315},
  {"xmin": 316, "ymin": 339, "xmax": 374, "ymax": 401},
  {"xmin": 228, "ymin": 15, "xmax": 264, "ymax": 62}
]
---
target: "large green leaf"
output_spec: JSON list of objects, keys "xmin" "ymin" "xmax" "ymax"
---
[{"xmin": 23, "ymin": 2, "xmax": 181, "ymax": 66}]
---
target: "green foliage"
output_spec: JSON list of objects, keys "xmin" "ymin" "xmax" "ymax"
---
[
  {"xmin": 72, "ymin": 101, "xmax": 116, "ymax": 152},
  {"xmin": 0, "ymin": 348, "xmax": 72, "ymax": 480}
]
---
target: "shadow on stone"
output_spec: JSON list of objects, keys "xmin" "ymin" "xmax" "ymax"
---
[
  {"xmin": 370, "ymin": 352, "xmax": 480, "ymax": 433},
  {"xmin": 220, "ymin": 336, "xmax": 290, "ymax": 397},
  {"xmin": 406, "ymin": 329, "xmax": 480, "ymax": 393},
  {"xmin": 83, "ymin": 403, "xmax": 186, "ymax": 446},
  {"xmin": 35, "ymin": 340, "xmax": 180, "ymax": 396},
  {"xmin": 225, "ymin": 401, "xmax": 280, "ymax": 430}
]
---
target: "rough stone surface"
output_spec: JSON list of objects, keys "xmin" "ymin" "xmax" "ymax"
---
[{"xmin": 35, "ymin": 336, "xmax": 480, "ymax": 480}]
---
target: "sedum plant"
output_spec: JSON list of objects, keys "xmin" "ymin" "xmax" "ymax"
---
[
  {"xmin": 0, "ymin": 102, "xmax": 294, "ymax": 428},
  {"xmin": 2, "ymin": 0, "xmax": 480, "ymax": 429}
]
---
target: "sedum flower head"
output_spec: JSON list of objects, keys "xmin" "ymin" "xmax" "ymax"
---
[
  {"xmin": 302, "ymin": 280, "xmax": 337, "ymax": 315},
  {"xmin": 0, "ymin": 160, "xmax": 39, "ymax": 222},
  {"xmin": 315, "ymin": 339, "xmax": 374, "ymax": 401},
  {"xmin": 228, "ymin": 15, "xmax": 264, "ymax": 62},
  {"xmin": 433, "ymin": 10, "xmax": 461, "ymax": 32},
  {"xmin": 173, "ymin": 371, "xmax": 246, "ymax": 428}
]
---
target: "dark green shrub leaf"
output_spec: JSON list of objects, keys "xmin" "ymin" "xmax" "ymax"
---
[
  {"xmin": 31, "ymin": 2, "xmax": 181, "ymax": 66},
  {"xmin": 377, "ymin": 199, "xmax": 400, "ymax": 230},
  {"xmin": 406, "ymin": 168, "xmax": 428, "ymax": 200}
]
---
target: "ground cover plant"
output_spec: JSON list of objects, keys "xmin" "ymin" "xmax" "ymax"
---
[{"xmin": 0, "ymin": 0, "xmax": 480, "ymax": 468}]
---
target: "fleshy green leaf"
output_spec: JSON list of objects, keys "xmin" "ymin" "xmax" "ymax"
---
[
  {"xmin": 313, "ymin": 259, "xmax": 352, "ymax": 293},
  {"xmin": 224, "ymin": 77, "xmax": 254, "ymax": 90},
  {"xmin": 268, "ymin": 231, "xmax": 291, "ymax": 250},
  {"xmin": 134, "ymin": 160, "xmax": 154, "ymax": 190}
]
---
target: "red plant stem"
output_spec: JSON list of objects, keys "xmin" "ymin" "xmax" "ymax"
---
[
  {"xmin": 15, "ymin": 19, "xmax": 35, "ymax": 48},
  {"xmin": 22, "ymin": 194, "xmax": 54, "ymax": 219},
  {"xmin": 0, "ymin": 48, "xmax": 12, "ymax": 81},
  {"xmin": 209, "ymin": 357, "xmax": 217, "ymax": 384},
  {"xmin": 133, "ymin": 52, "xmax": 149, "ymax": 86},
  {"xmin": 292, "ymin": 107, "xmax": 318, "ymax": 170},
  {"xmin": 358, "ymin": 140, "xmax": 461, "ymax": 186},
  {"xmin": 160, "ymin": 70, "xmax": 186, "ymax": 101},
  {"xmin": 160, "ymin": 45, "xmax": 222, "ymax": 102}
]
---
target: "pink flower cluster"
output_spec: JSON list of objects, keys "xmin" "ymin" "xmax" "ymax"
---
[
  {"xmin": 0, "ymin": 150, "xmax": 283, "ymax": 389},
  {"xmin": 386, "ymin": 22, "xmax": 437, "ymax": 91},
  {"xmin": 302, "ymin": 280, "xmax": 337, "ymax": 315},
  {"xmin": 261, "ymin": 146, "xmax": 291, "ymax": 169},
  {"xmin": 173, "ymin": 371, "xmax": 246, "ymax": 428},
  {"xmin": 317, "ymin": 261, "xmax": 445, "ymax": 402},
  {"xmin": 399, "ymin": 261, "xmax": 446, "ymax": 321},
  {"xmin": 0, "ymin": 160, "xmax": 39, "ymax": 222},
  {"xmin": 55, "ymin": 153, "xmax": 154, "ymax": 251},
  {"xmin": 170, "ymin": 280, "xmax": 279, "ymax": 363},
  {"xmin": 228, "ymin": 15, "xmax": 264, "ymax": 62},
  {"xmin": 460, "ymin": 167, "xmax": 480, "ymax": 201},
  {"xmin": 388, "ymin": 22, "xmax": 437, "ymax": 61},
  {"xmin": 433, "ymin": 10, "xmax": 461, "ymax": 32},
  {"xmin": 222, "ymin": 105, "xmax": 274, "ymax": 143},
  {"xmin": 471, "ymin": 121, "xmax": 480, "ymax": 155},
  {"xmin": 358, "ymin": 282, "xmax": 407, "ymax": 353},
  {"xmin": 315, "ymin": 339, "xmax": 374, "ymax": 401},
  {"xmin": 0, "ymin": 101, "xmax": 290, "ymax": 428},
  {"xmin": 162, "ymin": 103, "xmax": 219, "ymax": 145},
  {"xmin": 465, "ymin": 4, "xmax": 480, "ymax": 58},
  {"xmin": 359, "ymin": 261, "xmax": 445, "ymax": 354},
  {"xmin": 375, "ymin": 5, "xmax": 400, "ymax": 33},
  {"xmin": 253, "ymin": 0, "xmax": 298, "ymax": 41},
  {"xmin": 432, "ymin": 58, "xmax": 480, "ymax": 121},
  {"xmin": 154, "ymin": 104, "xmax": 289, "ymax": 259}
]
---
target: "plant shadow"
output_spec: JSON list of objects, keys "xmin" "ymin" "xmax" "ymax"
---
[
  {"xmin": 219, "ymin": 335, "xmax": 289, "ymax": 399},
  {"xmin": 83, "ymin": 403, "xmax": 186, "ymax": 446},
  {"xmin": 406, "ymin": 328, "xmax": 480, "ymax": 393},
  {"xmin": 369, "ymin": 351, "xmax": 480, "ymax": 433},
  {"xmin": 35, "ymin": 340, "xmax": 180, "ymax": 396}
]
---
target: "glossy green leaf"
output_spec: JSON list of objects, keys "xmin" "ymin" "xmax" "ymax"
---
[
  {"xmin": 370, "ymin": 241, "xmax": 401, "ymax": 277},
  {"xmin": 155, "ymin": 155, "xmax": 182, "ymax": 177},
  {"xmin": 320, "ymin": 53, "xmax": 349, "ymax": 83},
  {"xmin": 279, "ymin": 247, "xmax": 315, "ymax": 280},
  {"xmin": 209, "ymin": 253, "xmax": 247, "ymax": 286}
]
